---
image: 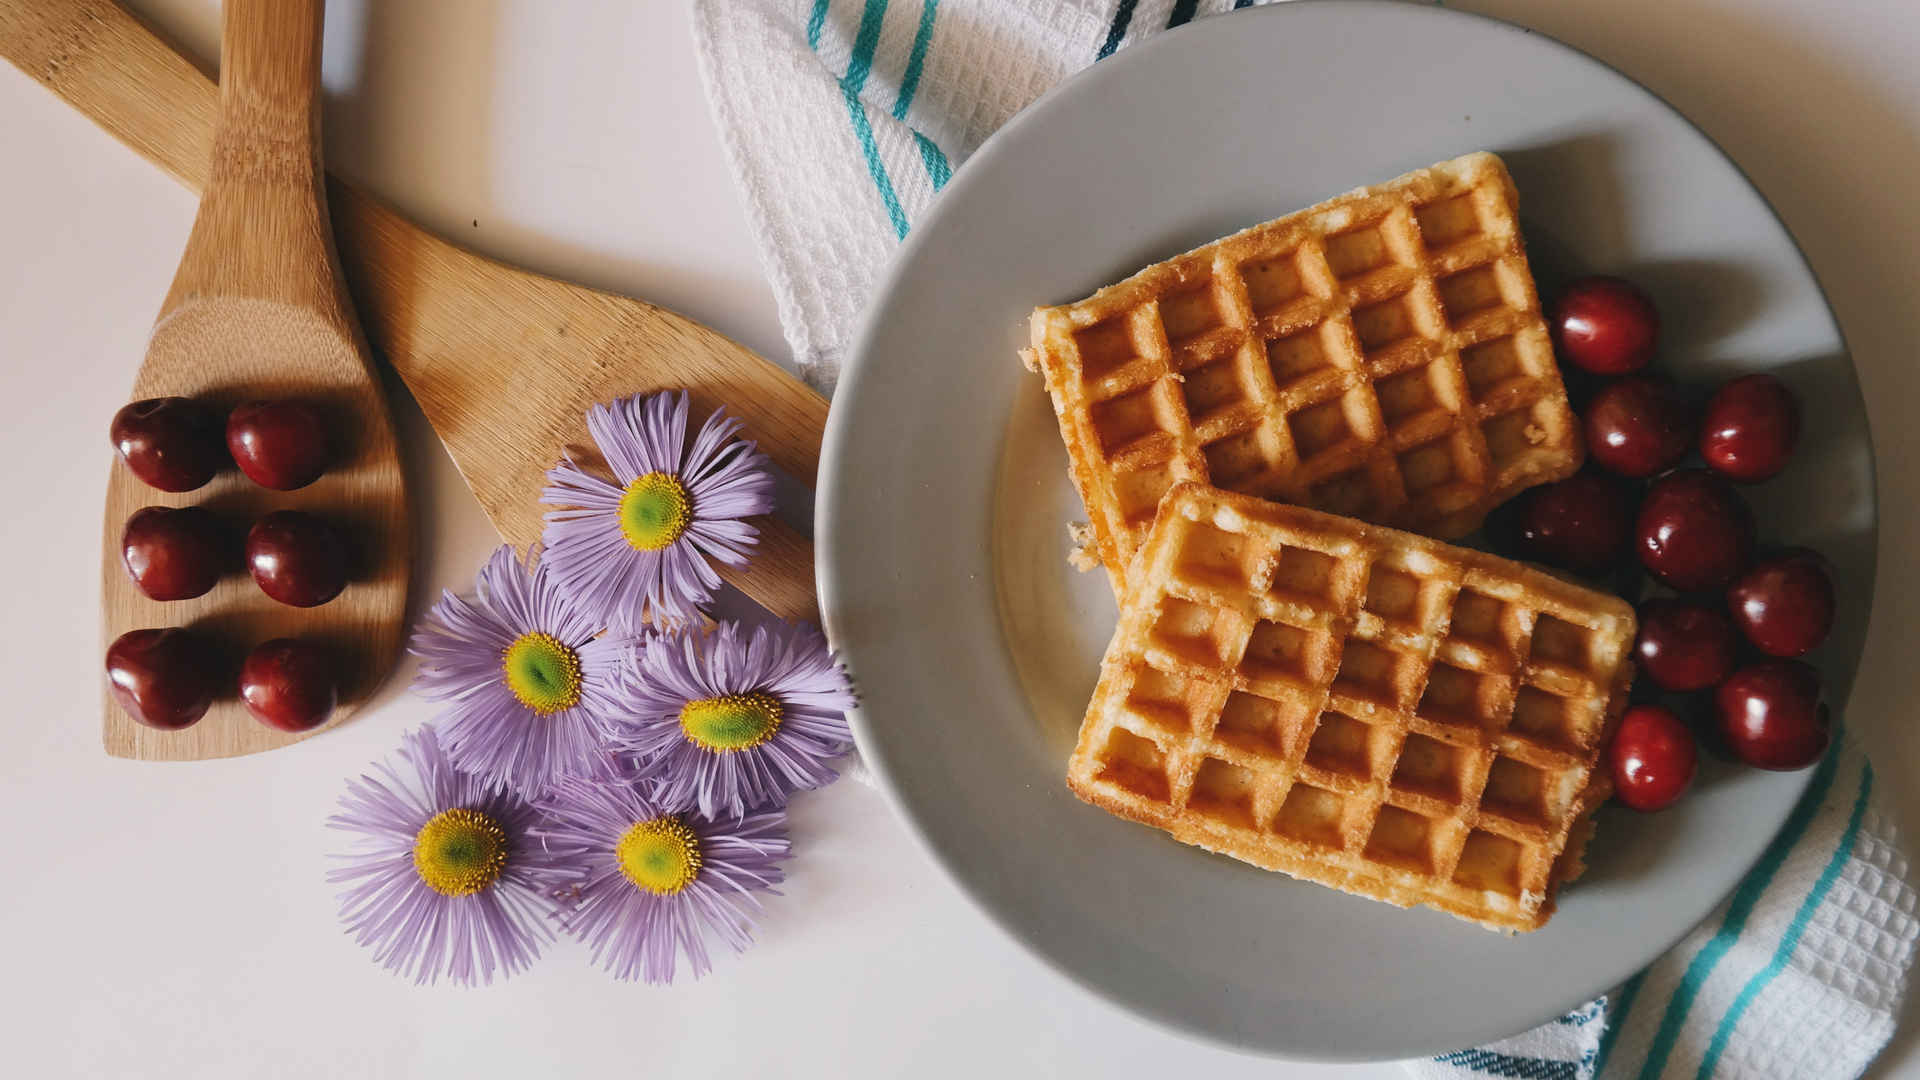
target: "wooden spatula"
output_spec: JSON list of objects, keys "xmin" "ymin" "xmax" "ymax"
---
[
  {"xmin": 99, "ymin": 0, "xmax": 408, "ymax": 761},
  {"xmin": 1, "ymin": 0, "xmax": 832, "ymax": 759}
]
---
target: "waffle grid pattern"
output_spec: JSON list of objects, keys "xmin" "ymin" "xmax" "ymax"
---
[
  {"xmin": 1024, "ymin": 153, "xmax": 1581, "ymax": 594},
  {"xmin": 1067, "ymin": 483, "xmax": 1636, "ymax": 932}
]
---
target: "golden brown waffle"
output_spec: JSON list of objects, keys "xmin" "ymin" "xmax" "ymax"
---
[
  {"xmin": 1066, "ymin": 483, "xmax": 1634, "ymax": 933},
  {"xmin": 1023, "ymin": 152, "xmax": 1581, "ymax": 594}
]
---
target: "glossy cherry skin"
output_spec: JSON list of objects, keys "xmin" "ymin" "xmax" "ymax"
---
[
  {"xmin": 1551, "ymin": 276, "xmax": 1659, "ymax": 375},
  {"xmin": 1610, "ymin": 705, "xmax": 1698, "ymax": 811},
  {"xmin": 1635, "ymin": 469, "xmax": 1755, "ymax": 591},
  {"xmin": 246, "ymin": 511, "xmax": 348, "ymax": 607},
  {"xmin": 239, "ymin": 638, "xmax": 337, "ymax": 732},
  {"xmin": 1585, "ymin": 376, "xmax": 1694, "ymax": 478},
  {"xmin": 1728, "ymin": 550, "xmax": 1836, "ymax": 657},
  {"xmin": 1634, "ymin": 599, "xmax": 1740, "ymax": 692},
  {"xmin": 121, "ymin": 506, "xmax": 227, "ymax": 601},
  {"xmin": 106, "ymin": 628, "xmax": 223, "ymax": 730},
  {"xmin": 1512, "ymin": 472, "xmax": 1635, "ymax": 575},
  {"xmin": 1701, "ymin": 374, "xmax": 1800, "ymax": 483},
  {"xmin": 1716, "ymin": 660, "xmax": 1829, "ymax": 770},
  {"xmin": 111, "ymin": 397, "xmax": 226, "ymax": 492},
  {"xmin": 226, "ymin": 400, "xmax": 331, "ymax": 490}
]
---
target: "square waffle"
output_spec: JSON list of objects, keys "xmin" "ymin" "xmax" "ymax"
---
[
  {"xmin": 1066, "ymin": 482, "xmax": 1635, "ymax": 932},
  {"xmin": 1022, "ymin": 152, "xmax": 1582, "ymax": 594}
]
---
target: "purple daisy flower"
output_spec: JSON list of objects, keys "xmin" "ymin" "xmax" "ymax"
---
[
  {"xmin": 410, "ymin": 545, "xmax": 638, "ymax": 798},
  {"xmin": 536, "ymin": 778, "xmax": 788, "ymax": 983},
  {"xmin": 613, "ymin": 619, "xmax": 856, "ymax": 818},
  {"xmin": 541, "ymin": 390, "xmax": 775, "ymax": 631},
  {"xmin": 327, "ymin": 726, "xmax": 569, "ymax": 986}
]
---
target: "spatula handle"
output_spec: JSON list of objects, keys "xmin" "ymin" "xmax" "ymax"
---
[
  {"xmin": 0, "ymin": 0, "xmax": 217, "ymax": 189},
  {"xmin": 160, "ymin": 0, "xmax": 348, "ymax": 320}
]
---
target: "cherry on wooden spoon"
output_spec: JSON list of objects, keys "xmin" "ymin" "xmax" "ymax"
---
[{"xmin": 99, "ymin": 0, "xmax": 408, "ymax": 760}]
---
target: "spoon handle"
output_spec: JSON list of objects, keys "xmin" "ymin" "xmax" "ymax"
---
[{"xmin": 162, "ymin": 0, "xmax": 348, "ymax": 324}]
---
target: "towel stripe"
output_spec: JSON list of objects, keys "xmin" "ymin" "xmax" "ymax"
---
[
  {"xmin": 1434, "ymin": 1047, "xmax": 1577, "ymax": 1079},
  {"xmin": 894, "ymin": 0, "xmax": 952, "ymax": 192},
  {"xmin": 843, "ymin": 0, "xmax": 888, "ymax": 92},
  {"xmin": 1592, "ymin": 972, "xmax": 1647, "ymax": 1077},
  {"xmin": 841, "ymin": 85, "xmax": 910, "ymax": 239},
  {"xmin": 894, "ymin": 0, "xmax": 939, "ymax": 119},
  {"xmin": 912, "ymin": 131, "xmax": 953, "ymax": 189},
  {"xmin": 1096, "ymin": 0, "xmax": 1139, "ymax": 59},
  {"xmin": 810, "ymin": 0, "xmax": 914, "ymax": 240},
  {"xmin": 1168, "ymin": 0, "xmax": 1200, "ymax": 28},
  {"xmin": 1693, "ymin": 760, "xmax": 1874, "ymax": 1079},
  {"xmin": 1634, "ymin": 726, "xmax": 1848, "ymax": 1080},
  {"xmin": 806, "ymin": 0, "xmax": 829, "ymax": 48}
]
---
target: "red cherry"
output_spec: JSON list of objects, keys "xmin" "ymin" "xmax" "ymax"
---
[
  {"xmin": 1584, "ymin": 376, "xmax": 1694, "ymax": 478},
  {"xmin": 111, "ymin": 397, "xmax": 227, "ymax": 492},
  {"xmin": 1511, "ymin": 472, "xmax": 1635, "ymax": 575},
  {"xmin": 121, "ymin": 506, "xmax": 228, "ymax": 601},
  {"xmin": 1609, "ymin": 705, "xmax": 1698, "ymax": 811},
  {"xmin": 246, "ymin": 511, "xmax": 349, "ymax": 607},
  {"xmin": 106, "ymin": 628, "xmax": 223, "ymax": 730},
  {"xmin": 1634, "ymin": 599, "xmax": 1739, "ymax": 692},
  {"xmin": 1701, "ymin": 374, "xmax": 1800, "ymax": 483},
  {"xmin": 1728, "ymin": 550, "xmax": 1836, "ymax": 657},
  {"xmin": 239, "ymin": 639, "xmax": 338, "ymax": 732},
  {"xmin": 1551, "ymin": 276, "xmax": 1659, "ymax": 375},
  {"xmin": 1635, "ymin": 469, "xmax": 1754, "ymax": 591},
  {"xmin": 226, "ymin": 400, "xmax": 331, "ymax": 490},
  {"xmin": 1716, "ymin": 660, "xmax": 1829, "ymax": 770}
]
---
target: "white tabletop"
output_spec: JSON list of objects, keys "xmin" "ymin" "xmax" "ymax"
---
[{"xmin": 3, "ymin": 1, "xmax": 1917, "ymax": 1076}]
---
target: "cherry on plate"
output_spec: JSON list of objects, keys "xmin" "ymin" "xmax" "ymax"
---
[
  {"xmin": 1635, "ymin": 468, "xmax": 1754, "ymax": 591},
  {"xmin": 227, "ymin": 400, "xmax": 331, "ymax": 490},
  {"xmin": 1511, "ymin": 472, "xmax": 1635, "ymax": 576},
  {"xmin": 121, "ymin": 506, "xmax": 227, "ymax": 601},
  {"xmin": 106, "ymin": 627, "xmax": 223, "ymax": 730},
  {"xmin": 1584, "ymin": 376, "xmax": 1694, "ymax": 478},
  {"xmin": 1634, "ymin": 599, "xmax": 1739, "ymax": 692},
  {"xmin": 1551, "ymin": 276, "xmax": 1659, "ymax": 375},
  {"xmin": 239, "ymin": 638, "xmax": 338, "ymax": 732},
  {"xmin": 1701, "ymin": 374, "xmax": 1800, "ymax": 483},
  {"xmin": 1609, "ymin": 704, "xmax": 1697, "ymax": 811},
  {"xmin": 1728, "ymin": 550, "xmax": 1836, "ymax": 657},
  {"xmin": 111, "ymin": 397, "xmax": 226, "ymax": 492},
  {"xmin": 1716, "ymin": 660, "xmax": 1829, "ymax": 770},
  {"xmin": 246, "ymin": 511, "xmax": 349, "ymax": 607}
]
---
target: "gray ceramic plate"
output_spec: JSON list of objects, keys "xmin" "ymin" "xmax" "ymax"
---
[{"xmin": 817, "ymin": 0, "xmax": 1873, "ymax": 1060}]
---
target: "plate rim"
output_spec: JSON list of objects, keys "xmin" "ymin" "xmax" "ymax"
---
[{"xmin": 817, "ymin": 0, "xmax": 1876, "ymax": 1060}]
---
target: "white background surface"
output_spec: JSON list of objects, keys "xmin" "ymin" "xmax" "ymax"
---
[{"xmin": 1, "ymin": 1, "xmax": 1916, "ymax": 1076}]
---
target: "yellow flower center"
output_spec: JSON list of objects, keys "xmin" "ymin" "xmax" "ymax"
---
[
  {"xmin": 412, "ymin": 808, "xmax": 509, "ymax": 897},
  {"xmin": 501, "ymin": 631, "xmax": 583, "ymax": 715},
  {"xmin": 679, "ymin": 691, "xmax": 784, "ymax": 753},
  {"xmin": 615, "ymin": 816, "xmax": 703, "ymax": 896},
  {"xmin": 618, "ymin": 471, "xmax": 693, "ymax": 551}
]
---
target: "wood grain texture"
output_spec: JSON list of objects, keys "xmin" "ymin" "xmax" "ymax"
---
[
  {"xmin": 1, "ymin": 0, "xmax": 826, "ymax": 617},
  {"xmin": 103, "ymin": 0, "xmax": 409, "ymax": 760}
]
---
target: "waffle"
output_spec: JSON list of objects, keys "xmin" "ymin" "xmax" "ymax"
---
[
  {"xmin": 1066, "ymin": 483, "xmax": 1634, "ymax": 932},
  {"xmin": 1023, "ymin": 152, "xmax": 1581, "ymax": 594}
]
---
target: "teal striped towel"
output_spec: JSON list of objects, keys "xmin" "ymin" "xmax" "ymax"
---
[{"xmin": 690, "ymin": 1, "xmax": 1920, "ymax": 1074}]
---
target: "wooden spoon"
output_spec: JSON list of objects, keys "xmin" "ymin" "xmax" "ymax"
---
[
  {"xmin": 5, "ymin": 0, "xmax": 824, "ymax": 610},
  {"xmin": 99, "ymin": 0, "xmax": 409, "ymax": 760},
  {"xmin": 2, "ymin": 0, "xmax": 830, "ymax": 760}
]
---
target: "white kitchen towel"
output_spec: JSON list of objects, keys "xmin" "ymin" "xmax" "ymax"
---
[{"xmin": 689, "ymin": 1, "xmax": 1920, "ymax": 1075}]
